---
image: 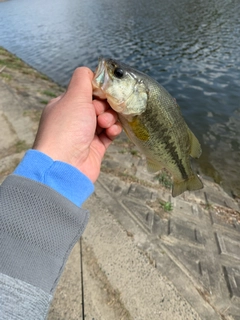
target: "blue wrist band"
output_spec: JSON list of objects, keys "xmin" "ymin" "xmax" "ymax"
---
[{"xmin": 13, "ymin": 150, "xmax": 94, "ymax": 207}]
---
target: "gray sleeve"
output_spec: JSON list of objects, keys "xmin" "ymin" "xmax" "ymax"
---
[
  {"xmin": 0, "ymin": 175, "xmax": 90, "ymax": 319},
  {"xmin": 0, "ymin": 273, "xmax": 51, "ymax": 320}
]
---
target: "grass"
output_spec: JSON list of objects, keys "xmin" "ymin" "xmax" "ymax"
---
[
  {"xmin": 15, "ymin": 140, "xmax": 29, "ymax": 153},
  {"xmin": 42, "ymin": 90, "xmax": 57, "ymax": 98},
  {"xmin": 23, "ymin": 109, "xmax": 42, "ymax": 123},
  {"xmin": 37, "ymin": 73, "xmax": 50, "ymax": 80},
  {"xmin": 0, "ymin": 47, "xmax": 9, "ymax": 56},
  {"xmin": 21, "ymin": 69, "xmax": 37, "ymax": 75},
  {"xmin": 0, "ymin": 47, "xmax": 51, "ymax": 81},
  {"xmin": 0, "ymin": 72, "xmax": 12, "ymax": 81},
  {"xmin": 155, "ymin": 171, "xmax": 172, "ymax": 189},
  {"xmin": 0, "ymin": 57, "xmax": 25, "ymax": 70},
  {"xmin": 118, "ymin": 149, "xmax": 127, "ymax": 154},
  {"xmin": 130, "ymin": 149, "xmax": 139, "ymax": 156},
  {"xmin": 202, "ymin": 202, "xmax": 213, "ymax": 211},
  {"xmin": 159, "ymin": 200, "xmax": 173, "ymax": 212},
  {"xmin": 40, "ymin": 99, "xmax": 49, "ymax": 105}
]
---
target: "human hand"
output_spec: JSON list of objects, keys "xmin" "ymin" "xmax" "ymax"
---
[{"xmin": 33, "ymin": 67, "xmax": 122, "ymax": 183}]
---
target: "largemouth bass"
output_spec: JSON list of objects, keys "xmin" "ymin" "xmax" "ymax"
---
[{"xmin": 92, "ymin": 58, "xmax": 203, "ymax": 197}]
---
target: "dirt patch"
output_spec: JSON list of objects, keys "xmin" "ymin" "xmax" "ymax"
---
[{"xmin": 81, "ymin": 239, "xmax": 132, "ymax": 320}]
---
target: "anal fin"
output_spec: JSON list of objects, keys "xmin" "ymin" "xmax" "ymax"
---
[
  {"xmin": 172, "ymin": 174, "xmax": 203, "ymax": 197},
  {"xmin": 146, "ymin": 158, "xmax": 163, "ymax": 173}
]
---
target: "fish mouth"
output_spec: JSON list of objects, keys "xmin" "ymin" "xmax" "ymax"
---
[{"xmin": 92, "ymin": 58, "xmax": 110, "ymax": 99}]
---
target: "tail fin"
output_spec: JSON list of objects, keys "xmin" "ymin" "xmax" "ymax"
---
[{"xmin": 172, "ymin": 175, "xmax": 203, "ymax": 197}]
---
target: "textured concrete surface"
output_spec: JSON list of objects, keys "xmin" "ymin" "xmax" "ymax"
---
[
  {"xmin": 93, "ymin": 146, "xmax": 240, "ymax": 320},
  {"xmin": 1, "ymin": 48, "xmax": 240, "ymax": 320}
]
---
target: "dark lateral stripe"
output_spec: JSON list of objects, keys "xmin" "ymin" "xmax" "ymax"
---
[{"xmin": 161, "ymin": 128, "xmax": 188, "ymax": 180}]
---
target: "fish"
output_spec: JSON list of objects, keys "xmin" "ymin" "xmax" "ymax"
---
[{"xmin": 92, "ymin": 58, "xmax": 203, "ymax": 197}]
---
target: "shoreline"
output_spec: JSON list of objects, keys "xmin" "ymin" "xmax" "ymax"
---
[{"xmin": 1, "ymin": 45, "xmax": 239, "ymax": 199}]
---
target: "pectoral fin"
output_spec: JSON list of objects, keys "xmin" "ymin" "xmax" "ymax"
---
[{"xmin": 129, "ymin": 117, "xmax": 150, "ymax": 142}]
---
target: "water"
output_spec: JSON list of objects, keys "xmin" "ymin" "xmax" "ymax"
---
[{"xmin": 0, "ymin": 0, "xmax": 240, "ymax": 196}]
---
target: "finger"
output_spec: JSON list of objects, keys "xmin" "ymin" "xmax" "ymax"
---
[
  {"xmin": 90, "ymin": 123, "xmax": 122, "ymax": 162},
  {"xmin": 93, "ymin": 99, "xmax": 111, "ymax": 116},
  {"xmin": 98, "ymin": 123, "xmax": 122, "ymax": 151},
  {"xmin": 96, "ymin": 118, "xmax": 121, "ymax": 139},
  {"xmin": 97, "ymin": 109, "xmax": 118, "ymax": 129},
  {"xmin": 105, "ymin": 123, "xmax": 122, "ymax": 140},
  {"xmin": 65, "ymin": 67, "xmax": 94, "ymax": 104}
]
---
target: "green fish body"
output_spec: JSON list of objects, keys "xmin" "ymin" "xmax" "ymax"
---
[{"xmin": 92, "ymin": 58, "xmax": 203, "ymax": 197}]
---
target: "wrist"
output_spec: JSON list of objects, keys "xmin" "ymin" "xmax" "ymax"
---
[{"xmin": 13, "ymin": 150, "xmax": 94, "ymax": 206}]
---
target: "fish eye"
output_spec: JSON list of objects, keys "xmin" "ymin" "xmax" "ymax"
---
[{"xmin": 114, "ymin": 67, "xmax": 124, "ymax": 79}]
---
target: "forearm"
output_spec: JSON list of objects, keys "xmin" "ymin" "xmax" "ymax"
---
[
  {"xmin": 0, "ymin": 151, "xmax": 93, "ymax": 319},
  {"xmin": 0, "ymin": 65, "xmax": 121, "ymax": 319}
]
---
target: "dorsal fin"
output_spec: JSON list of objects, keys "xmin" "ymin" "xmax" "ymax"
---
[{"xmin": 188, "ymin": 128, "xmax": 202, "ymax": 159}]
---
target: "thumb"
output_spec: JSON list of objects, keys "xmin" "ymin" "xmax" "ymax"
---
[{"xmin": 65, "ymin": 67, "xmax": 94, "ymax": 105}]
